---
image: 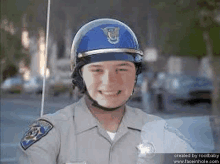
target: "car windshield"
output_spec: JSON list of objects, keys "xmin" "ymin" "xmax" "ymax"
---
[{"xmin": 4, "ymin": 79, "xmax": 11, "ymax": 84}]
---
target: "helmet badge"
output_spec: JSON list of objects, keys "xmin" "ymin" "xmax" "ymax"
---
[{"xmin": 102, "ymin": 27, "xmax": 120, "ymax": 44}]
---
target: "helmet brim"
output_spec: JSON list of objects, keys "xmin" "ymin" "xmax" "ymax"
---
[{"xmin": 77, "ymin": 52, "xmax": 142, "ymax": 65}]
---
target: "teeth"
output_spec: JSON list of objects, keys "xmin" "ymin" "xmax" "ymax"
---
[{"xmin": 102, "ymin": 91, "xmax": 118, "ymax": 96}]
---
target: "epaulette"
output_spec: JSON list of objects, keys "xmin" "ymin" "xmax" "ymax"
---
[{"xmin": 20, "ymin": 119, "xmax": 53, "ymax": 150}]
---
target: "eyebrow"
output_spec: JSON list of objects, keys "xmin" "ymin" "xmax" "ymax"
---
[
  {"xmin": 88, "ymin": 65, "xmax": 103, "ymax": 68},
  {"xmin": 116, "ymin": 63, "xmax": 133, "ymax": 67}
]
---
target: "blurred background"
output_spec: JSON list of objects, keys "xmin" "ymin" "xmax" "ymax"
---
[{"xmin": 1, "ymin": 0, "xmax": 220, "ymax": 163}]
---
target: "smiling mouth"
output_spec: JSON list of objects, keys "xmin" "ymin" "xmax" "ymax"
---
[{"xmin": 99, "ymin": 90, "xmax": 121, "ymax": 96}]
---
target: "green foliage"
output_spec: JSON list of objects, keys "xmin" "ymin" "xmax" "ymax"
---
[
  {"xmin": 0, "ymin": 29, "xmax": 29, "ymax": 80},
  {"xmin": 179, "ymin": 26, "xmax": 206, "ymax": 57},
  {"xmin": 210, "ymin": 26, "xmax": 220, "ymax": 56},
  {"xmin": 1, "ymin": 0, "xmax": 28, "ymax": 26},
  {"xmin": 197, "ymin": 0, "xmax": 219, "ymax": 11},
  {"xmin": 152, "ymin": 0, "xmax": 220, "ymax": 57},
  {"xmin": 2, "ymin": 65, "xmax": 18, "ymax": 80},
  {"xmin": 1, "ymin": 0, "xmax": 47, "ymax": 27}
]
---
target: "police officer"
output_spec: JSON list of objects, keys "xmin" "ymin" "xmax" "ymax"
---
[{"xmin": 18, "ymin": 18, "xmax": 195, "ymax": 164}]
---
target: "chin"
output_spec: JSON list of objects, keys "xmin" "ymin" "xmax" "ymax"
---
[
  {"xmin": 97, "ymin": 99, "xmax": 126, "ymax": 108},
  {"xmin": 91, "ymin": 91, "xmax": 131, "ymax": 108}
]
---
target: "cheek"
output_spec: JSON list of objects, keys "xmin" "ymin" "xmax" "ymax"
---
[
  {"xmin": 121, "ymin": 73, "xmax": 136, "ymax": 89},
  {"xmin": 83, "ymin": 73, "xmax": 100, "ymax": 92}
]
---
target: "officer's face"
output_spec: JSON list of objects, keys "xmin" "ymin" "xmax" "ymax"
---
[{"xmin": 82, "ymin": 60, "xmax": 136, "ymax": 108}]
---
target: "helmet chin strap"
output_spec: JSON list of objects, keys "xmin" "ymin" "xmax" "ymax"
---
[{"xmin": 85, "ymin": 92, "xmax": 125, "ymax": 111}]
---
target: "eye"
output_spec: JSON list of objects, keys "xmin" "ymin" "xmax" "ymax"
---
[
  {"xmin": 91, "ymin": 69, "xmax": 103, "ymax": 72},
  {"xmin": 117, "ymin": 68, "xmax": 128, "ymax": 72}
]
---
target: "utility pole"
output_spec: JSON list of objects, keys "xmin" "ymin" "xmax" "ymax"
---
[{"xmin": 142, "ymin": 0, "xmax": 161, "ymax": 113}]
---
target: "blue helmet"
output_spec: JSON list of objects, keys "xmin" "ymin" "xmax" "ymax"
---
[{"xmin": 71, "ymin": 18, "xmax": 143, "ymax": 92}]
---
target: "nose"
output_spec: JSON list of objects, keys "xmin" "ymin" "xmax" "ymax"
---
[{"xmin": 102, "ymin": 70, "xmax": 118, "ymax": 85}]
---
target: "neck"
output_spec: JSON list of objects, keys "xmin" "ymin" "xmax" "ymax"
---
[{"xmin": 85, "ymin": 95, "xmax": 125, "ymax": 132}]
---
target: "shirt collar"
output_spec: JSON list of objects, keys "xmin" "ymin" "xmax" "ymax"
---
[
  {"xmin": 122, "ymin": 105, "xmax": 143, "ymax": 131},
  {"xmin": 74, "ymin": 96, "xmax": 143, "ymax": 134},
  {"xmin": 74, "ymin": 96, "xmax": 99, "ymax": 134}
]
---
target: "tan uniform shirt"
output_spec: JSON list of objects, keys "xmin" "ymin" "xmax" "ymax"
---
[{"xmin": 18, "ymin": 96, "xmax": 195, "ymax": 164}]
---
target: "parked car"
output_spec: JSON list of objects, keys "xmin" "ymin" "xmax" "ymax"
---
[
  {"xmin": 131, "ymin": 71, "xmax": 163, "ymax": 102},
  {"xmin": 23, "ymin": 76, "xmax": 43, "ymax": 94},
  {"xmin": 151, "ymin": 72, "xmax": 166, "ymax": 94},
  {"xmin": 48, "ymin": 82, "xmax": 70, "ymax": 96},
  {"xmin": 1, "ymin": 77, "xmax": 23, "ymax": 93},
  {"xmin": 163, "ymin": 74, "xmax": 213, "ymax": 102}
]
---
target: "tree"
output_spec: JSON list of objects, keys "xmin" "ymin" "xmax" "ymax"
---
[
  {"xmin": 0, "ymin": 29, "xmax": 29, "ymax": 81},
  {"xmin": 0, "ymin": 0, "xmax": 48, "ymax": 81},
  {"xmin": 152, "ymin": 0, "xmax": 220, "ymax": 115},
  {"xmin": 1, "ymin": 0, "xmax": 33, "ymax": 81}
]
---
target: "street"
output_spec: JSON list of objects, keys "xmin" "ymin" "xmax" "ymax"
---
[
  {"xmin": 0, "ymin": 94, "xmax": 219, "ymax": 164},
  {"xmin": 1, "ymin": 95, "xmax": 73, "ymax": 164}
]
